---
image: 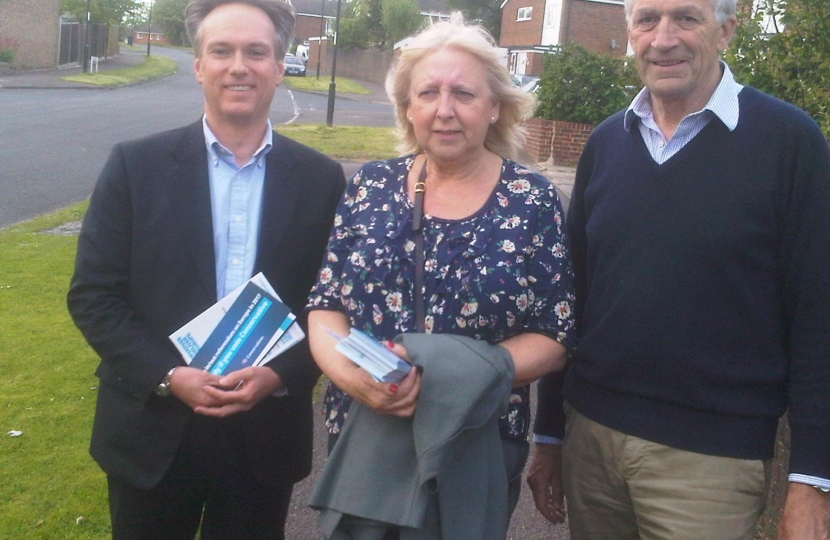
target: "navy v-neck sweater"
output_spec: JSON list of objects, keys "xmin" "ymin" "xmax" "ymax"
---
[{"xmin": 560, "ymin": 87, "xmax": 830, "ymax": 478}]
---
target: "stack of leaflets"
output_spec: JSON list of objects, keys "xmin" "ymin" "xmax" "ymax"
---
[
  {"xmin": 324, "ymin": 326, "xmax": 411, "ymax": 383},
  {"xmin": 169, "ymin": 273, "xmax": 304, "ymax": 376}
]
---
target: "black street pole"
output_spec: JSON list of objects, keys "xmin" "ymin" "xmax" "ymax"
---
[
  {"xmin": 315, "ymin": 0, "xmax": 325, "ymax": 80},
  {"xmin": 146, "ymin": 1, "xmax": 153, "ymax": 57},
  {"xmin": 325, "ymin": 0, "xmax": 342, "ymax": 127},
  {"xmin": 82, "ymin": 0, "xmax": 91, "ymax": 73}
]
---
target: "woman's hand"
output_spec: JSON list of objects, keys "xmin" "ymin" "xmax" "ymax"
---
[
  {"xmin": 365, "ymin": 341, "xmax": 421, "ymax": 417},
  {"xmin": 308, "ymin": 310, "xmax": 422, "ymax": 417}
]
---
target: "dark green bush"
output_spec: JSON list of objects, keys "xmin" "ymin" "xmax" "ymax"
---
[
  {"xmin": 725, "ymin": 0, "xmax": 830, "ymax": 139},
  {"xmin": 535, "ymin": 43, "xmax": 639, "ymax": 125},
  {"xmin": 0, "ymin": 48, "xmax": 14, "ymax": 63}
]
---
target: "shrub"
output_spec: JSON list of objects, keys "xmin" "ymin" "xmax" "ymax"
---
[
  {"xmin": 337, "ymin": 17, "xmax": 372, "ymax": 50},
  {"xmin": 0, "ymin": 48, "xmax": 14, "ymax": 63},
  {"xmin": 535, "ymin": 43, "xmax": 639, "ymax": 125},
  {"xmin": 725, "ymin": 0, "xmax": 830, "ymax": 139}
]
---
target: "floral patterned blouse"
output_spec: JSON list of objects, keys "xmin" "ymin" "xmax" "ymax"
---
[{"xmin": 307, "ymin": 155, "xmax": 576, "ymax": 441}]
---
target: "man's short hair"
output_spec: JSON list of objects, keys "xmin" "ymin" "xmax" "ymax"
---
[
  {"xmin": 185, "ymin": 0, "xmax": 295, "ymax": 59},
  {"xmin": 624, "ymin": 0, "xmax": 736, "ymax": 25}
]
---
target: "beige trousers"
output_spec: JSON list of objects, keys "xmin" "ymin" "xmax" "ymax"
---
[{"xmin": 562, "ymin": 404, "xmax": 770, "ymax": 540}]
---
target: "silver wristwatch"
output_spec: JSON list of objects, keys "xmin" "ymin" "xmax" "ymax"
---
[{"xmin": 154, "ymin": 367, "xmax": 177, "ymax": 397}]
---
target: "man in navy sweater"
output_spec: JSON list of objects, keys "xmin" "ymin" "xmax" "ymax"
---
[{"xmin": 527, "ymin": 0, "xmax": 830, "ymax": 537}]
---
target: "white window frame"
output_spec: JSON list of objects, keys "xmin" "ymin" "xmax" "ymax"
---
[{"xmin": 517, "ymin": 6, "xmax": 533, "ymax": 21}]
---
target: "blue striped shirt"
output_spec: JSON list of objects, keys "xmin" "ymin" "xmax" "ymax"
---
[
  {"xmin": 203, "ymin": 117, "xmax": 273, "ymax": 299},
  {"xmin": 624, "ymin": 62, "xmax": 742, "ymax": 164}
]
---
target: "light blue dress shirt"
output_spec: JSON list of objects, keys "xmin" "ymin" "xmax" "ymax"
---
[
  {"xmin": 624, "ymin": 61, "xmax": 742, "ymax": 164},
  {"xmin": 202, "ymin": 116, "xmax": 273, "ymax": 300}
]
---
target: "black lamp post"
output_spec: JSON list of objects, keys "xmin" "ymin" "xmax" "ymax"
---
[
  {"xmin": 316, "ymin": 0, "xmax": 326, "ymax": 80},
  {"xmin": 325, "ymin": 0, "xmax": 342, "ymax": 127},
  {"xmin": 82, "ymin": 0, "xmax": 91, "ymax": 73},
  {"xmin": 146, "ymin": 0, "xmax": 153, "ymax": 57}
]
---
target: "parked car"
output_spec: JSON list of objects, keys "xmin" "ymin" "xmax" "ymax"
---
[
  {"xmin": 284, "ymin": 53, "xmax": 306, "ymax": 76},
  {"xmin": 511, "ymin": 74, "xmax": 540, "ymax": 94},
  {"xmin": 520, "ymin": 77, "xmax": 540, "ymax": 94}
]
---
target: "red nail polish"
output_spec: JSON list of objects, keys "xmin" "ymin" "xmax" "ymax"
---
[
  {"xmin": 389, "ymin": 384, "xmax": 399, "ymax": 394},
  {"xmin": 385, "ymin": 340, "xmax": 395, "ymax": 349}
]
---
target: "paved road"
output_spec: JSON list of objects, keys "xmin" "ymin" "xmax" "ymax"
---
[{"xmin": 0, "ymin": 48, "xmax": 394, "ymax": 228}]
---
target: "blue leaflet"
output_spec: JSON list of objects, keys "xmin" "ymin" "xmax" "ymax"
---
[{"xmin": 189, "ymin": 281, "xmax": 294, "ymax": 375}]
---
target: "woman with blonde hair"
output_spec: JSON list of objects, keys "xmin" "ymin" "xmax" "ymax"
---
[{"xmin": 307, "ymin": 13, "xmax": 576, "ymax": 539}]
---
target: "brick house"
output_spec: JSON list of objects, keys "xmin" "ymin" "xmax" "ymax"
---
[
  {"xmin": 0, "ymin": 0, "xmax": 61, "ymax": 70},
  {"xmin": 131, "ymin": 25, "xmax": 169, "ymax": 46},
  {"xmin": 293, "ymin": 0, "xmax": 336, "ymax": 47},
  {"xmin": 500, "ymin": 0, "xmax": 627, "ymax": 76}
]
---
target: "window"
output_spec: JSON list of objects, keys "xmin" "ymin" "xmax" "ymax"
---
[{"xmin": 517, "ymin": 7, "xmax": 533, "ymax": 21}]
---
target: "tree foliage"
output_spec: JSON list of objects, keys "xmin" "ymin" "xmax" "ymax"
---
[
  {"xmin": 152, "ymin": 0, "xmax": 190, "ymax": 46},
  {"xmin": 535, "ymin": 43, "xmax": 639, "ymax": 125},
  {"xmin": 337, "ymin": 0, "xmax": 420, "ymax": 49},
  {"xmin": 381, "ymin": 0, "xmax": 423, "ymax": 46},
  {"xmin": 445, "ymin": 0, "xmax": 502, "ymax": 41},
  {"xmin": 60, "ymin": 0, "xmax": 139, "ymax": 26},
  {"xmin": 333, "ymin": 1, "xmax": 372, "ymax": 50},
  {"xmin": 362, "ymin": 0, "xmax": 387, "ymax": 47},
  {"xmin": 725, "ymin": 0, "xmax": 830, "ymax": 138},
  {"xmin": 121, "ymin": 1, "xmax": 151, "ymax": 30}
]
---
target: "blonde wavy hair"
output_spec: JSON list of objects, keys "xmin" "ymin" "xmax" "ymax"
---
[{"xmin": 385, "ymin": 12, "xmax": 536, "ymax": 161}]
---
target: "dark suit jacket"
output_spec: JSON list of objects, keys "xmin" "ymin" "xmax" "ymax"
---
[{"xmin": 68, "ymin": 120, "xmax": 345, "ymax": 490}]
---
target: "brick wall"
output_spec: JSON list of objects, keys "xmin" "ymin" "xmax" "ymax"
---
[
  {"xmin": 0, "ymin": 0, "xmax": 60, "ymax": 69},
  {"xmin": 564, "ymin": 0, "xmax": 627, "ymax": 57},
  {"xmin": 296, "ymin": 15, "xmax": 325, "ymax": 44},
  {"xmin": 529, "ymin": 52, "xmax": 547, "ymax": 75},
  {"xmin": 500, "ymin": 0, "xmax": 546, "ymax": 47},
  {"xmin": 311, "ymin": 46, "xmax": 394, "ymax": 86},
  {"xmin": 551, "ymin": 119, "xmax": 592, "ymax": 166},
  {"xmin": 522, "ymin": 118, "xmax": 592, "ymax": 166},
  {"xmin": 523, "ymin": 118, "xmax": 554, "ymax": 163}
]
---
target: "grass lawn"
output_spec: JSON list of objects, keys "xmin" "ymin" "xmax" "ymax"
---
[
  {"xmin": 0, "ymin": 126, "xmax": 396, "ymax": 538},
  {"xmin": 60, "ymin": 55, "xmax": 178, "ymax": 86},
  {"xmin": 1, "ymin": 203, "xmax": 110, "ymax": 539},
  {"xmin": 282, "ymin": 76, "xmax": 371, "ymax": 95},
  {"xmin": 275, "ymin": 125, "xmax": 397, "ymax": 160}
]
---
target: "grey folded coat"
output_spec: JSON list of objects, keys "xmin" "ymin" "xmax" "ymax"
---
[{"xmin": 309, "ymin": 333, "xmax": 515, "ymax": 540}]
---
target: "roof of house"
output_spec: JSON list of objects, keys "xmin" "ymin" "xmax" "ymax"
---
[{"xmin": 292, "ymin": 0, "xmax": 332, "ymax": 17}]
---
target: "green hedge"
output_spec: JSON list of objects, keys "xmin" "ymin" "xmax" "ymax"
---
[{"xmin": 535, "ymin": 43, "xmax": 639, "ymax": 126}]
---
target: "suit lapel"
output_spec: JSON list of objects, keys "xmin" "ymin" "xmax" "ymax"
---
[
  {"xmin": 255, "ymin": 133, "xmax": 303, "ymax": 275},
  {"xmin": 169, "ymin": 121, "xmax": 218, "ymax": 302}
]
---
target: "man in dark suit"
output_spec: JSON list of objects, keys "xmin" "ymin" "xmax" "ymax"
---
[{"xmin": 67, "ymin": 1, "xmax": 345, "ymax": 538}]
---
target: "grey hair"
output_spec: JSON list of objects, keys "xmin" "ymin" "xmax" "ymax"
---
[
  {"xmin": 185, "ymin": 0, "xmax": 295, "ymax": 59},
  {"xmin": 385, "ymin": 11, "xmax": 536, "ymax": 161},
  {"xmin": 624, "ymin": 0, "xmax": 737, "ymax": 25}
]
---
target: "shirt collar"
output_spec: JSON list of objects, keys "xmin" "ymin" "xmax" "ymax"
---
[
  {"xmin": 202, "ymin": 115, "xmax": 274, "ymax": 167},
  {"xmin": 624, "ymin": 61, "xmax": 743, "ymax": 132}
]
